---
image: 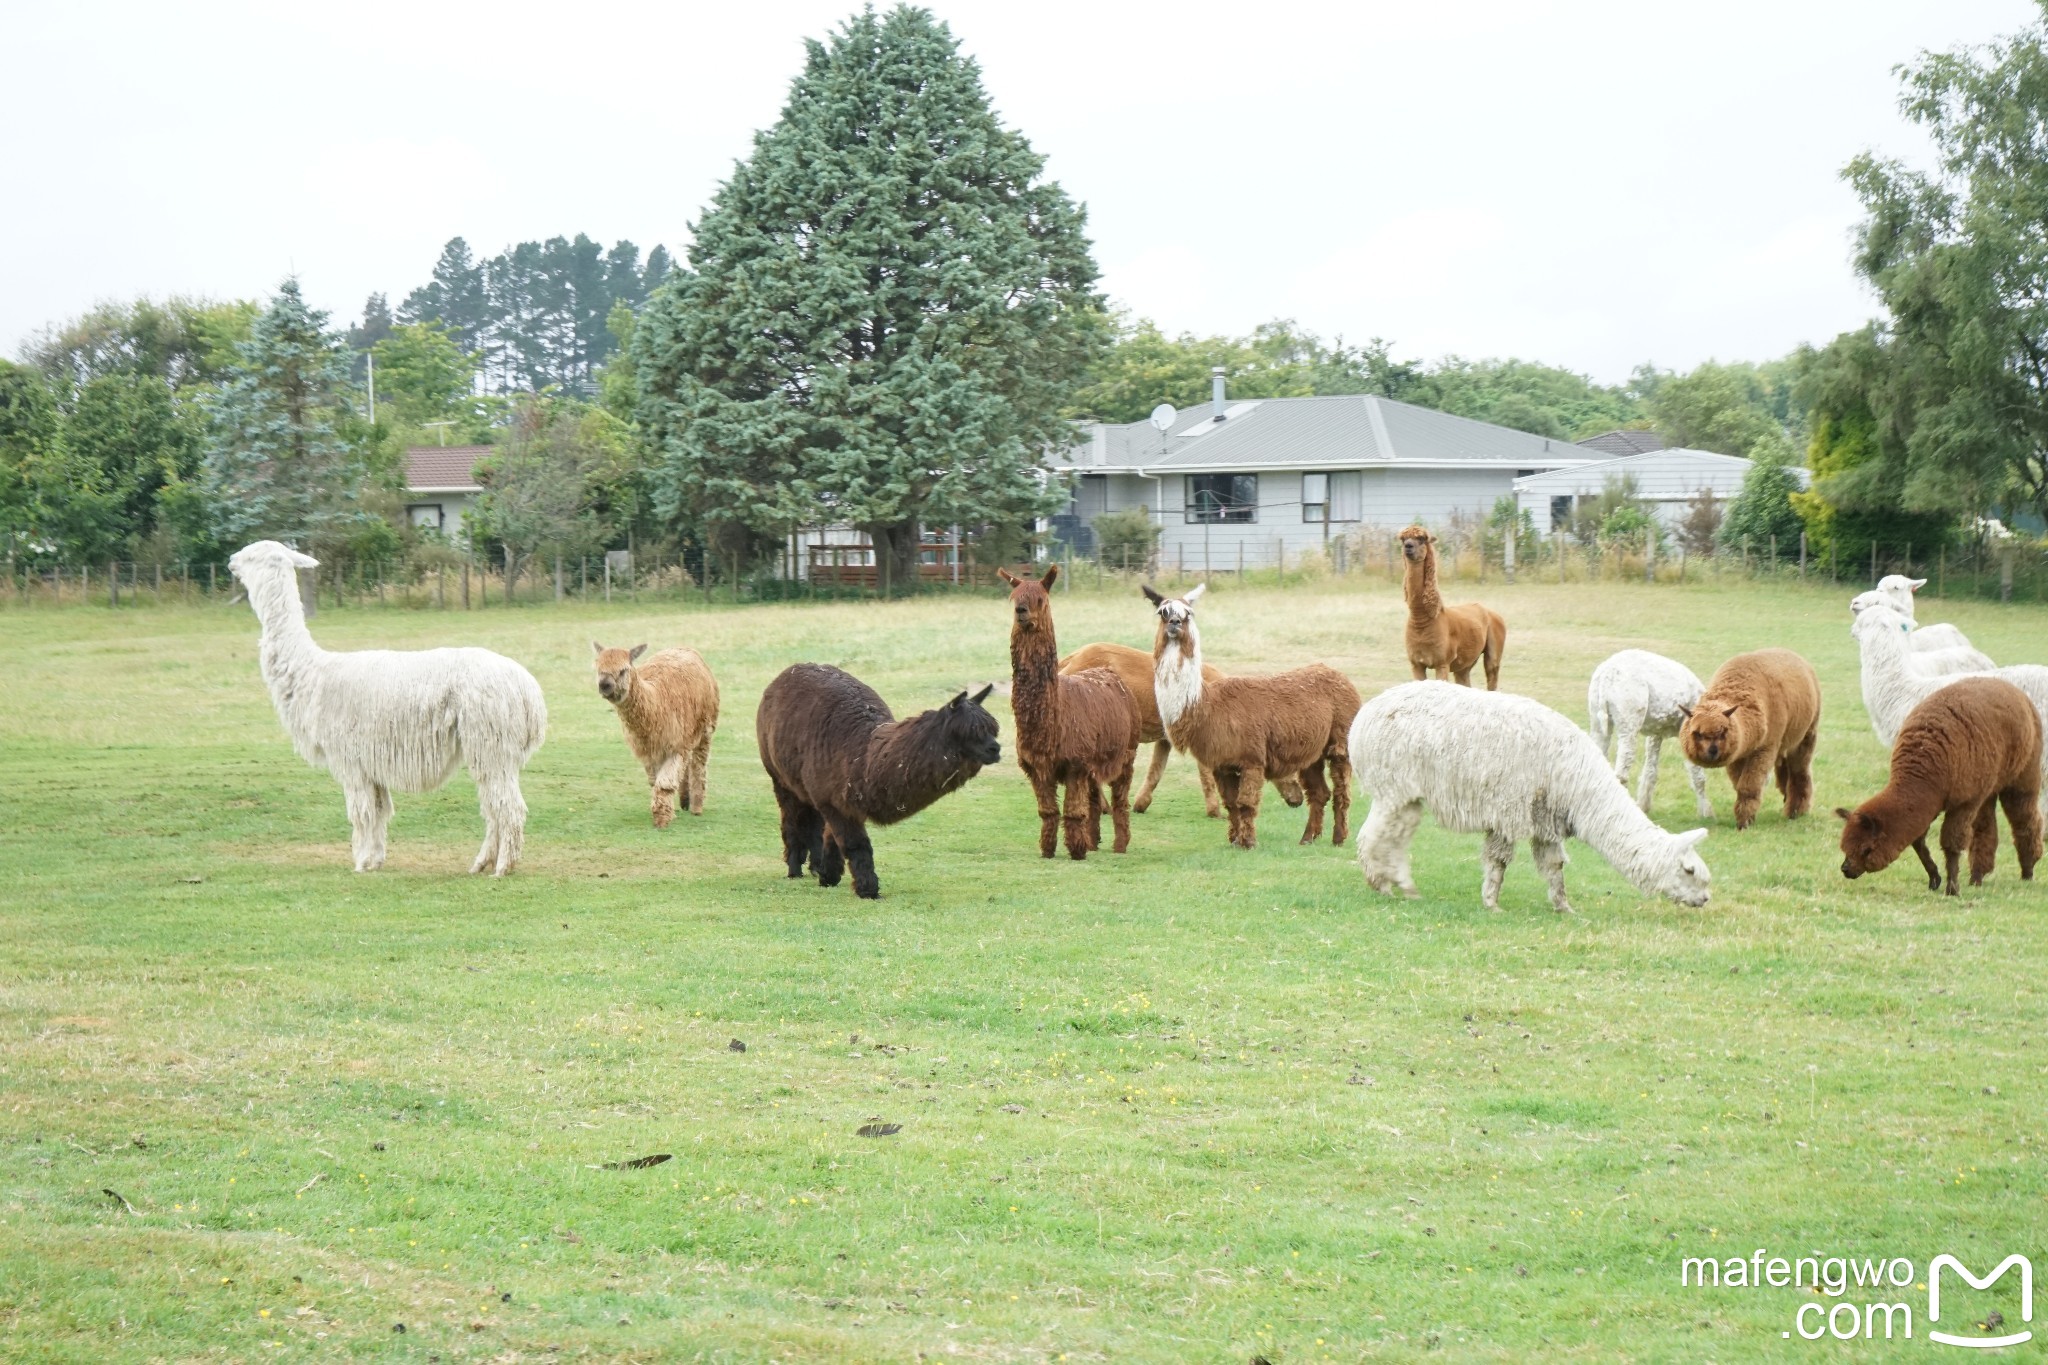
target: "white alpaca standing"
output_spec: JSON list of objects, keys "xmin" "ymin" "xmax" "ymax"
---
[
  {"xmin": 1350, "ymin": 682, "xmax": 1711, "ymax": 912},
  {"xmin": 228, "ymin": 540, "xmax": 547, "ymax": 874},
  {"xmin": 1586, "ymin": 649, "xmax": 1713, "ymax": 819},
  {"xmin": 1851, "ymin": 605, "xmax": 2048, "ymax": 798},
  {"xmin": 1849, "ymin": 574, "xmax": 1985, "ymax": 665}
]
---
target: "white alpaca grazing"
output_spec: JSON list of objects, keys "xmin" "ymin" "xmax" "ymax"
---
[
  {"xmin": 228, "ymin": 540, "xmax": 547, "ymax": 874},
  {"xmin": 1586, "ymin": 649, "xmax": 1713, "ymax": 819},
  {"xmin": 1851, "ymin": 605, "xmax": 2048, "ymax": 795},
  {"xmin": 1350, "ymin": 682, "xmax": 1711, "ymax": 913},
  {"xmin": 1849, "ymin": 575, "xmax": 1985, "ymax": 667}
]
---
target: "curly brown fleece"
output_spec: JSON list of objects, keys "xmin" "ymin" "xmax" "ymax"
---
[
  {"xmin": 1678, "ymin": 647, "xmax": 1821, "ymax": 830},
  {"xmin": 1837, "ymin": 677, "xmax": 2043, "ymax": 896}
]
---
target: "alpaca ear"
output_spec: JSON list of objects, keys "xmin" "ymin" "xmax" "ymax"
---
[
  {"xmin": 947, "ymin": 689, "xmax": 967, "ymax": 709},
  {"xmin": 1909, "ymin": 578, "xmax": 1927, "ymax": 592},
  {"xmin": 1833, "ymin": 807, "xmax": 1854, "ymax": 822},
  {"xmin": 591, "ymin": 640, "xmax": 604, "ymax": 657},
  {"xmin": 289, "ymin": 548, "xmax": 320, "ymax": 569},
  {"xmin": 968, "ymin": 683, "xmax": 993, "ymax": 707},
  {"xmin": 1676, "ymin": 701, "xmax": 1693, "ymax": 718},
  {"xmin": 1722, "ymin": 705, "xmax": 1738, "ymax": 719},
  {"xmin": 1040, "ymin": 564, "xmax": 1060, "ymax": 589},
  {"xmin": 1676, "ymin": 827, "xmax": 1708, "ymax": 848},
  {"xmin": 996, "ymin": 567, "xmax": 1020, "ymax": 586},
  {"xmin": 1141, "ymin": 584, "xmax": 1164, "ymax": 606},
  {"xmin": 1185, "ymin": 583, "xmax": 1207, "ymax": 604},
  {"xmin": 629, "ymin": 644, "xmax": 647, "ymax": 662}
]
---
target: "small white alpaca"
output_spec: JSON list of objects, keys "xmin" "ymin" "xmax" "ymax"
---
[
  {"xmin": 1851, "ymin": 607, "xmax": 2048, "ymax": 800},
  {"xmin": 1587, "ymin": 649, "xmax": 1713, "ymax": 819},
  {"xmin": 592, "ymin": 641, "xmax": 720, "ymax": 828},
  {"xmin": 1350, "ymin": 682, "xmax": 1711, "ymax": 912},
  {"xmin": 228, "ymin": 540, "xmax": 547, "ymax": 874},
  {"xmin": 1849, "ymin": 575, "xmax": 1986, "ymax": 666}
]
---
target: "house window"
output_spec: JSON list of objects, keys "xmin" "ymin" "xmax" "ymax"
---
[
  {"xmin": 1550, "ymin": 495, "xmax": 1573, "ymax": 529},
  {"xmin": 1185, "ymin": 474, "xmax": 1257, "ymax": 524},
  {"xmin": 1302, "ymin": 471, "xmax": 1362, "ymax": 524},
  {"xmin": 408, "ymin": 503, "xmax": 445, "ymax": 531}
]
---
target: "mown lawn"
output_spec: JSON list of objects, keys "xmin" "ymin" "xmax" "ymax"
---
[{"xmin": 1, "ymin": 571, "xmax": 2043, "ymax": 1362}]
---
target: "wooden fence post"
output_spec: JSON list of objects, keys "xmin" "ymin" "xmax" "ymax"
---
[
  {"xmin": 1504, "ymin": 524, "xmax": 1515, "ymax": 583},
  {"xmin": 1799, "ymin": 532, "xmax": 1807, "ymax": 580}
]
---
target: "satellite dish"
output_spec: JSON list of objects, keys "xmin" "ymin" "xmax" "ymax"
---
[{"xmin": 1149, "ymin": 403, "xmax": 1177, "ymax": 434}]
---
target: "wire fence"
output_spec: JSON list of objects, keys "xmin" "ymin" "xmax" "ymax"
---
[{"xmin": 6, "ymin": 528, "xmax": 2046, "ymax": 610}]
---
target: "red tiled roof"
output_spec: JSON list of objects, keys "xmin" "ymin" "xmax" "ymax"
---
[{"xmin": 404, "ymin": 445, "xmax": 488, "ymax": 492}]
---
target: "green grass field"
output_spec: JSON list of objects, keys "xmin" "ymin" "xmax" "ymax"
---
[{"xmin": 3, "ymin": 573, "xmax": 2044, "ymax": 1362}]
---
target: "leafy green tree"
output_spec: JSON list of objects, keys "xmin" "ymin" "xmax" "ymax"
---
[
  {"xmin": 469, "ymin": 397, "xmax": 632, "ymax": 594},
  {"xmin": 401, "ymin": 238, "xmax": 490, "ymax": 356},
  {"xmin": 67, "ymin": 371, "xmax": 200, "ymax": 551},
  {"xmin": 198, "ymin": 279, "xmax": 381, "ymax": 559},
  {"xmin": 1090, "ymin": 506, "xmax": 1159, "ymax": 567},
  {"xmin": 1645, "ymin": 360, "xmax": 1785, "ymax": 455},
  {"xmin": 372, "ymin": 322, "xmax": 477, "ymax": 427},
  {"xmin": 0, "ymin": 361, "xmax": 63, "ymax": 553},
  {"xmin": 1409, "ymin": 358, "xmax": 1642, "ymax": 441},
  {"xmin": 637, "ymin": 6, "xmax": 1101, "ymax": 589},
  {"xmin": 24, "ymin": 297, "xmax": 255, "ymax": 396},
  {"xmin": 1719, "ymin": 446, "xmax": 1806, "ymax": 555},
  {"xmin": 1790, "ymin": 326, "xmax": 1955, "ymax": 560},
  {"xmin": 1064, "ymin": 315, "xmax": 1416, "ymax": 423}
]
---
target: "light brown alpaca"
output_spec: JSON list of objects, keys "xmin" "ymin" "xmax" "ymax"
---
[
  {"xmin": 1398, "ymin": 525, "xmax": 1506, "ymax": 688},
  {"xmin": 1677, "ymin": 648, "xmax": 1820, "ymax": 831},
  {"xmin": 1143, "ymin": 583, "xmax": 1360, "ymax": 850},
  {"xmin": 593, "ymin": 642, "xmax": 720, "ymax": 828},
  {"xmin": 1059, "ymin": 642, "xmax": 1305, "ymax": 818},
  {"xmin": 999, "ymin": 566, "xmax": 1140, "ymax": 859},
  {"xmin": 1837, "ymin": 678, "xmax": 2043, "ymax": 896}
]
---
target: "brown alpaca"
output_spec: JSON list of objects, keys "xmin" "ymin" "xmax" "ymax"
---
[
  {"xmin": 593, "ymin": 642, "xmax": 720, "ymax": 828},
  {"xmin": 1059, "ymin": 641, "xmax": 1305, "ymax": 818},
  {"xmin": 1837, "ymin": 678, "xmax": 2043, "ymax": 896},
  {"xmin": 1398, "ymin": 525, "xmax": 1506, "ymax": 689},
  {"xmin": 1143, "ymin": 583, "xmax": 1360, "ymax": 850},
  {"xmin": 999, "ymin": 566, "xmax": 1140, "ymax": 859},
  {"xmin": 1677, "ymin": 648, "xmax": 1821, "ymax": 831}
]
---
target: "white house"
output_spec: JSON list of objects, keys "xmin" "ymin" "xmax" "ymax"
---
[
  {"xmin": 1511, "ymin": 448, "xmax": 1812, "ymax": 537},
  {"xmin": 1051, "ymin": 373, "xmax": 1598, "ymax": 569},
  {"xmin": 402, "ymin": 446, "xmax": 487, "ymax": 543}
]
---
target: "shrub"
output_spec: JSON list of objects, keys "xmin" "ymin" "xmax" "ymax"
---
[{"xmin": 1092, "ymin": 506, "xmax": 1160, "ymax": 567}]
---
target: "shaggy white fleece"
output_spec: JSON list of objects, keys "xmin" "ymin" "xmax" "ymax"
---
[
  {"xmin": 1849, "ymin": 575, "xmax": 1982, "ymax": 663},
  {"xmin": 229, "ymin": 540, "xmax": 547, "ymax": 874},
  {"xmin": 1587, "ymin": 649, "xmax": 1713, "ymax": 818},
  {"xmin": 1349, "ymin": 681, "xmax": 1710, "ymax": 912}
]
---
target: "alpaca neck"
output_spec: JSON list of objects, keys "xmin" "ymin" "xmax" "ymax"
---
[
  {"xmin": 1404, "ymin": 552, "xmax": 1442, "ymax": 620},
  {"xmin": 1010, "ymin": 623, "xmax": 1062, "ymax": 737},
  {"xmin": 858, "ymin": 708, "xmax": 969, "ymax": 826},
  {"xmin": 1570, "ymin": 767, "xmax": 1684, "ymax": 892},
  {"xmin": 1856, "ymin": 623, "xmax": 1917, "ymax": 736},
  {"xmin": 248, "ymin": 570, "xmax": 322, "ymax": 688},
  {"xmin": 1153, "ymin": 626, "xmax": 1205, "ymax": 728},
  {"xmin": 1863, "ymin": 764, "xmax": 1945, "ymax": 860}
]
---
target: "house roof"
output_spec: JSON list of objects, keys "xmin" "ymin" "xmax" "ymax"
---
[
  {"xmin": 1061, "ymin": 394, "xmax": 1595, "ymax": 474},
  {"xmin": 1576, "ymin": 428, "xmax": 1666, "ymax": 457},
  {"xmin": 1511, "ymin": 448, "xmax": 1811, "ymax": 500},
  {"xmin": 404, "ymin": 445, "xmax": 488, "ymax": 494}
]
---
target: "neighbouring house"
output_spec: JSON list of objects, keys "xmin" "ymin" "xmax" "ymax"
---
[
  {"xmin": 1576, "ymin": 428, "xmax": 1666, "ymax": 457},
  {"xmin": 1511, "ymin": 448, "xmax": 1812, "ymax": 538},
  {"xmin": 1049, "ymin": 371, "xmax": 1598, "ymax": 569},
  {"xmin": 403, "ymin": 446, "xmax": 487, "ymax": 543}
]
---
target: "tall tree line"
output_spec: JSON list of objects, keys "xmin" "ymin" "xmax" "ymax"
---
[{"xmin": 397, "ymin": 235, "xmax": 671, "ymax": 396}]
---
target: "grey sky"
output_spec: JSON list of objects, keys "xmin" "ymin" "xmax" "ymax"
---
[{"xmin": 6, "ymin": 0, "xmax": 2033, "ymax": 383}]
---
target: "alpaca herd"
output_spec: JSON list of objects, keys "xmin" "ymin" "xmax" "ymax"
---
[{"xmin": 225, "ymin": 524, "xmax": 2046, "ymax": 910}]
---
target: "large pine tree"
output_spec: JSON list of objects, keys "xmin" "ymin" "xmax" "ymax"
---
[{"xmin": 635, "ymin": 5, "xmax": 1102, "ymax": 584}]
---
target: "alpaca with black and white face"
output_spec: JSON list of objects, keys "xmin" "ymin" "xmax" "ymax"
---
[{"xmin": 1147, "ymin": 582, "xmax": 1207, "ymax": 727}]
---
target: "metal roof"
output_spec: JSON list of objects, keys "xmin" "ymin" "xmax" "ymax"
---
[
  {"xmin": 1511, "ymin": 448, "xmax": 1811, "ymax": 499},
  {"xmin": 1576, "ymin": 428, "xmax": 1667, "ymax": 457},
  {"xmin": 1061, "ymin": 395, "xmax": 1595, "ymax": 473},
  {"xmin": 404, "ymin": 446, "xmax": 488, "ymax": 493}
]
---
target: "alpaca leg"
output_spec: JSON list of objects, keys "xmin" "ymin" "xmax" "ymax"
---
[
  {"xmin": 1480, "ymin": 831, "xmax": 1515, "ymax": 911},
  {"xmin": 1685, "ymin": 759, "xmax": 1713, "ymax": 820},
  {"xmin": 1451, "ymin": 665, "xmax": 1473, "ymax": 686},
  {"xmin": 832, "ymin": 816, "xmax": 879, "ymax": 899},
  {"xmin": 1968, "ymin": 799, "xmax": 2000, "ymax": 886},
  {"xmin": 1355, "ymin": 798, "xmax": 1423, "ymax": 897},
  {"xmin": 1532, "ymin": 837, "xmax": 1572, "ymax": 914},
  {"xmin": 1911, "ymin": 836, "xmax": 1941, "ymax": 890},
  {"xmin": 771, "ymin": 781, "xmax": 815, "ymax": 879},
  {"xmin": 342, "ymin": 780, "xmax": 379, "ymax": 873},
  {"xmin": 1938, "ymin": 806, "xmax": 1970, "ymax": 896},
  {"xmin": 1233, "ymin": 763, "xmax": 1267, "ymax": 849},
  {"xmin": 687, "ymin": 733, "xmax": 712, "ymax": 814},
  {"xmin": 2000, "ymin": 785, "xmax": 2043, "ymax": 880},
  {"xmin": 1326, "ymin": 748, "xmax": 1352, "ymax": 845},
  {"xmin": 816, "ymin": 825, "xmax": 847, "ymax": 888},
  {"xmin": 1108, "ymin": 759, "xmax": 1133, "ymax": 854},
  {"xmin": 1728, "ymin": 751, "xmax": 1771, "ymax": 830},
  {"xmin": 1085, "ymin": 780, "xmax": 1104, "ymax": 851},
  {"xmin": 479, "ymin": 773, "xmax": 527, "ymax": 876},
  {"xmin": 1296, "ymin": 762, "xmax": 1330, "ymax": 845},
  {"xmin": 1633, "ymin": 736, "xmax": 1662, "ymax": 814},
  {"xmin": 1133, "ymin": 740, "xmax": 1172, "ymax": 815},
  {"xmin": 368, "ymin": 783, "xmax": 393, "ymax": 870},
  {"xmin": 1483, "ymin": 633, "xmax": 1503, "ymax": 691},
  {"xmin": 650, "ymin": 754, "xmax": 682, "ymax": 830},
  {"xmin": 1410, "ymin": 661, "xmax": 1429, "ymax": 682},
  {"xmin": 1611, "ymin": 716, "xmax": 1641, "ymax": 796},
  {"xmin": 1061, "ymin": 779, "xmax": 1091, "ymax": 861},
  {"xmin": 1029, "ymin": 770, "xmax": 1061, "ymax": 859},
  {"xmin": 1591, "ymin": 706, "xmax": 1614, "ymax": 768},
  {"xmin": 1196, "ymin": 761, "xmax": 1223, "ymax": 819},
  {"xmin": 1780, "ymin": 729, "xmax": 1817, "ymax": 819},
  {"xmin": 1214, "ymin": 768, "xmax": 1243, "ymax": 845}
]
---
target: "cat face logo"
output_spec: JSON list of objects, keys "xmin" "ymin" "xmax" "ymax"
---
[{"xmin": 1928, "ymin": 1254, "xmax": 2031, "ymax": 1348}]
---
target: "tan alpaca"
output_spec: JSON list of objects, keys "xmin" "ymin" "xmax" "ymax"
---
[
  {"xmin": 1398, "ymin": 525, "xmax": 1506, "ymax": 688},
  {"xmin": 1677, "ymin": 648, "xmax": 1820, "ymax": 831},
  {"xmin": 593, "ymin": 643, "xmax": 721, "ymax": 828},
  {"xmin": 1059, "ymin": 641, "xmax": 1305, "ymax": 817}
]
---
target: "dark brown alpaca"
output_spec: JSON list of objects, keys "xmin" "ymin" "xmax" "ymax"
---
[
  {"xmin": 756, "ymin": 663, "xmax": 1000, "ymax": 899},
  {"xmin": 1837, "ymin": 677, "xmax": 2043, "ymax": 896},
  {"xmin": 1399, "ymin": 525, "xmax": 1506, "ymax": 688},
  {"xmin": 999, "ymin": 566, "xmax": 1140, "ymax": 859},
  {"xmin": 1143, "ymin": 583, "xmax": 1361, "ymax": 850}
]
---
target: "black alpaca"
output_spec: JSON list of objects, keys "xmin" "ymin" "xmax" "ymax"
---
[{"xmin": 756, "ymin": 663, "xmax": 1000, "ymax": 899}]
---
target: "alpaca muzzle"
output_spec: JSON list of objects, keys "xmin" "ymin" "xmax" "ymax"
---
[{"xmin": 1840, "ymin": 859, "xmax": 1862, "ymax": 880}]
